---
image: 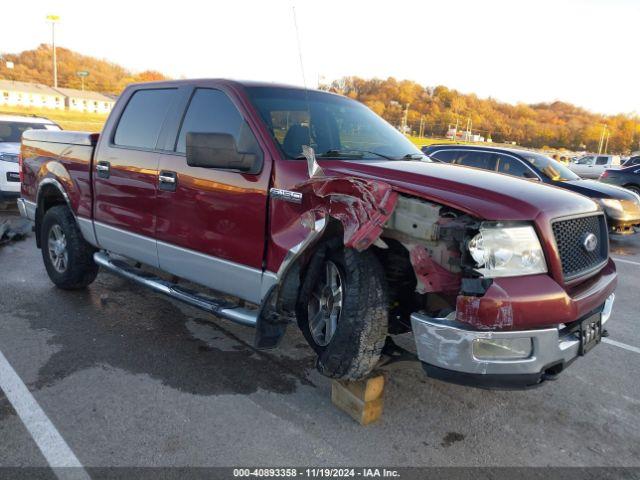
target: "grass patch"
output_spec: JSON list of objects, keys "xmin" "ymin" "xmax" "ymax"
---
[
  {"xmin": 407, "ymin": 136, "xmax": 466, "ymax": 148},
  {"xmin": 0, "ymin": 105, "xmax": 107, "ymax": 132}
]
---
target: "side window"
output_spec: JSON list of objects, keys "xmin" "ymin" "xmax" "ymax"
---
[
  {"xmin": 455, "ymin": 151, "xmax": 496, "ymax": 170},
  {"xmin": 176, "ymin": 88, "xmax": 261, "ymax": 163},
  {"xmin": 596, "ymin": 156, "xmax": 609, "ymax": 165},
  {"xmin": 430, "ymin": 150, "xmax": 458, "ymax": 163},
  {"xmin": 495, "ymin": 155, "xmax": 532, "ymax": 178},
  {"xmin": 114, "ymin": 89, "xmax": 177, "ymax": 149},
  {"xmin": 576, "ymin": 156, "xmax": 595, "ymax": 165}
]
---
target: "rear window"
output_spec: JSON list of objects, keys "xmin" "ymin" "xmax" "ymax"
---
[{"xmin": 114, "ymin": 88, "xmax": 177, "ymax": 149}]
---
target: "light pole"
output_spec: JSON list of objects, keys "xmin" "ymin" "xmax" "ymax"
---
[
  {"xmin": 46, "ymin": 15, "xmax": 60, "ymax": 88},
  {"xmin": 76, "ymin": 71, "xmax": 89, "ymax": 91}
]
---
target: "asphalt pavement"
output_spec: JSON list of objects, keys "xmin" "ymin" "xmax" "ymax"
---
[{"xmin": 0, "ymin": 205, "xmax": 639, "ymax": 471}]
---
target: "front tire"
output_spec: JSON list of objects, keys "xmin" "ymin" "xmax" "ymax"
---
[
  {"xmin": 41, "ymin": 205, "xmax": 98, "ymax": 290},
  {"xmin": 296, "ymin": 240, "xmax": 388, "ymax": 380}
]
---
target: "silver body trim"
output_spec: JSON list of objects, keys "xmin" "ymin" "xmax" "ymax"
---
[
  {"xmin": 93, "ymin": 252, "xmax": 258, "ymax": 327},
  {"xmin": 157, "ymin": 240, "xmax": 272, "ymax": 305},
  {"xmin": 91, "ymin": 221, "xmax": 275, "ymax": 304},
  {"xmin": 37, "ymin": 178, "xmax": 75, "ymax": 215},
  {"xmin": 411, "ymin": 293, "xmax": 615, "ymax": 375},
  {"xmin": 76, "ymin": 217, "xmax": 98, "ymax": 247},
  {"xmin": 94, "ymin": 221, "xmax": 159, "ymax": 268},
  {"xmin": 269, "ymin": 188, "xmax": 303, "ymax": 204},
  {"xmin": 17, "ymin": 198, "xmax": 36, "ymax": 221}
]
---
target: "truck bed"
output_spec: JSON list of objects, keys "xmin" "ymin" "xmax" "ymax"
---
[{"xmin": 21, "ymin": 130, "xmax": 99, "ymax": 219}]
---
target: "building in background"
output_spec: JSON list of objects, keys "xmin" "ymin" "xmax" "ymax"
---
[
  {"xmin": 0, "ymin": 80, "xmax": 64, "ymax": 110},
  {"xmin": 53, "ymin": 87, "xmax": 115, "ymax": 114}
]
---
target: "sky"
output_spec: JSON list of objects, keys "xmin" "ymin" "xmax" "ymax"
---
[{"xmin": 2, "ymin": 0, "xmax": 639, "ymax": 115}]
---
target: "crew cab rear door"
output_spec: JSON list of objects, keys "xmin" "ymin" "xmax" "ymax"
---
[
  {"xmin": 153, "ymin": 84, "xmax": 273, "ymax": 304},
  {"xmin": 92, "ymin": 86, "xmax": 180, "ymax": 267}
]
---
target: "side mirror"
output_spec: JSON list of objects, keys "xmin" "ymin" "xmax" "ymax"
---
[{"xmin": 186, "ymin": 132, "xmax": 257, "ymax": 172}]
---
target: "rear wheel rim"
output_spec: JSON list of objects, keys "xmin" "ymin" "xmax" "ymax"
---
[
  {"xmin": 307, "ymin": 260, "xmax": 344, "ymax": 346},
  {"xmin": 47, "ymin": 224, "xmax": 68, "ymax": 273}
]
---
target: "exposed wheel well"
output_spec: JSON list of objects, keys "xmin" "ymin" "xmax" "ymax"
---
[{"xmin": 35, "ymin": 184, "xmax": 69, "ymax": 248}]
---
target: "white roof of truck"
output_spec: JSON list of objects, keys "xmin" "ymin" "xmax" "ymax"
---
[{"xmin": 0, "ymin": 114, "xmax": 58, "ymax": 124}]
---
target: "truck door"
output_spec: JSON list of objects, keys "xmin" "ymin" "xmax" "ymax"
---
[
  {"xmin": 154, "ymin": 86, "xmax": 272, "ymax": 304},
  {"xmin": 92, "ymin": 87, "xmax": 179, "ymax": 268},
  {"xmin": 571, "ymin": 155, "xmax": 595, "ymax": 178}
]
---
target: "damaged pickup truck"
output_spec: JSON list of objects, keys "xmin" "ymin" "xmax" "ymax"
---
[{"xmin": 18, "ymin": 80, "xmax": 617, "ymax": 388}]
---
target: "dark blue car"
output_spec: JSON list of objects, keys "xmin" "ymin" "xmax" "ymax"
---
[
  {"xmin": 599, "ymin": 164, "xmax": 640, "ymax": 197},
  {"xmin": 422, "ymin": 144, "xmax": 640, "ymax": 235}
]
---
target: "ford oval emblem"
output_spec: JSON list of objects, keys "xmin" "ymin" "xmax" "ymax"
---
[{"xmin": 582, "ymin": 233, "xmax": 598, "ymax": 252}]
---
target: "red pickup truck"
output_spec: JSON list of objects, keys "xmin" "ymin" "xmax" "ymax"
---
[{"xmin": 18, "ymin": 80, "xmax": 617, "ymax": 388}]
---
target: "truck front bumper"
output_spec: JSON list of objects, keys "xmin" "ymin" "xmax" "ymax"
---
[{"xmin": 411, "ymin": 293, "xmax": 615, "ymax": 389}]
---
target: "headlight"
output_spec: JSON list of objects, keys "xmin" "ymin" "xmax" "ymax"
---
[
  {"xmin": 468, "ymin": 224, "xmax": 547, "ymax": 277},
  {"xmin": 472, "ymin": 338, "xmax": 533, "ymax": 360},
  {"xmin": 0, "ymin": 153, "xmax": 19, "ymax": 163},
  {"xmin": 600, "ymin": 198, "xmax": 624, "ymax": 212}
]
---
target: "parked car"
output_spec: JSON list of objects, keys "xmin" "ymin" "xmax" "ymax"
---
[
  {"xmin": 568, "ymin": 154, "xmax": 621, "ymax": 179},
  {"xmin": 599, "ymin": 165, "xmax": 640, "ymax": 196},
  {"xmin": 422, "ymin": 145, "xmax": 640, "ymax": 235},
  {"xmin": 19, "ymin": 80, "xmax": 616, "ymax": 389},
  {"xmin": 0, "ymin": 114, "xmax": 60, "ymax": 203},
  {"xmin": 622, "ymin": 156, "xmax": 640, "ymax": 167}
]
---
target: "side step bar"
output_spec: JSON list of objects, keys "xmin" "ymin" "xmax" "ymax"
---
[{"xmin": 93, "ymin": 251, "xmax": 258, "ymax": 327}]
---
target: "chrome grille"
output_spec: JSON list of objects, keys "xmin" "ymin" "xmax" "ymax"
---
[{"xmin": 552, "ymin": 214, "xmax": 608, "ymax": 281}]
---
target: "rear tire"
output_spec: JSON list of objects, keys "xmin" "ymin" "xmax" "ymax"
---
[
  {"xmin": 41, "ymin": 205, "xmax": 98, "ymax": 290},
  {"xmin": 296, "ymin": 240, "xmax": 388, "ymax": 380}
]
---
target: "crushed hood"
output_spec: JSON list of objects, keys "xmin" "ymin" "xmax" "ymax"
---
[{"xmin": 321, "ymin": 160, "xmax": 599, "ymax": 221}]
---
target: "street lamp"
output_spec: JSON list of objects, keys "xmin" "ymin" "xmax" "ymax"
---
[
  {"xmin": 46, "ymin": 15, "xmax": 60, "ymax": 88},
  {"xmin": 76, "ymin": 71, "xmax": 89, "ymax": 91}
]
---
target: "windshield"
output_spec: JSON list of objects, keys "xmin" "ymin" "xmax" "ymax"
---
[
  {"xmin": 246, "ymin": 87, "xmax": 426, "ymax": 161},
  {"xmin": 0, "ymin": 121, "xmax": 60, "ymax": 143},
  {"xmin": 522, "ymin": 152, "xmax": 580, "ymax": 181}
]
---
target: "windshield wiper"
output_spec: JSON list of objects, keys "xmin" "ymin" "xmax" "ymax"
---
[
  {"xmin": 400, "ymin": 153, "xmax": 427, "ymax": 160},
  {"xmin": 317, "ymin": 149, "xmax": 395, "ymax": 161}
]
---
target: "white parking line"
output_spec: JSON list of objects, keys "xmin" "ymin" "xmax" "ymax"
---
[
  {"xmin": 0, "ymin": 349, "xmax": 90, "ymax": 479},
  {"xmin": 612, "ymin": 256, "xmax": 640, "ymax": 267},
  {"xmin": 603, "ymin": 338, "xmax": 640, "ymax": 355}
]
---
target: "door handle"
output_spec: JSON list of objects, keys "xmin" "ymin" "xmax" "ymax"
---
[
  {"xmin": 96, "ymin": 161, "xmax": 111, "ymax": 178},
  {"xmin": 159, "ymin": 170, "xmax": 177, "ymax": 192}
]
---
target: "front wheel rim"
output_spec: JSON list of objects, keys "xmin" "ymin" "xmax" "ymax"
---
[
  {"xmin": 47, "ymin": 224, "xmax": 68, "ymax": 273},
  {"xmin": 307, "ymin": 260, "xmax": 344, "ymax": 346}
]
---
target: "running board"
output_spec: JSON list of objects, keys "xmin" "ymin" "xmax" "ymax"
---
[{"xmin": 93, "ymin": 252, "xmax": 258, "ymax": 327}]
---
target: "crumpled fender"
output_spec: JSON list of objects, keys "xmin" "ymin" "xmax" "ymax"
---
[{"xmin": 296, "ymin": 176, "xmax": 398, "ymax": 251}]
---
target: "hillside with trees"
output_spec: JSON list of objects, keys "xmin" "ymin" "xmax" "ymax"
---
[
  {"xmin": 0, "ymin": 44, "xmax": 167, "ymax": 94},
  {"xmin": 1, "ymin": 46, "xmax": 638, "ymax": 153},
  {"xmin": 322, "ymin": 77, "xmax": 640, "ymax": 154}
]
